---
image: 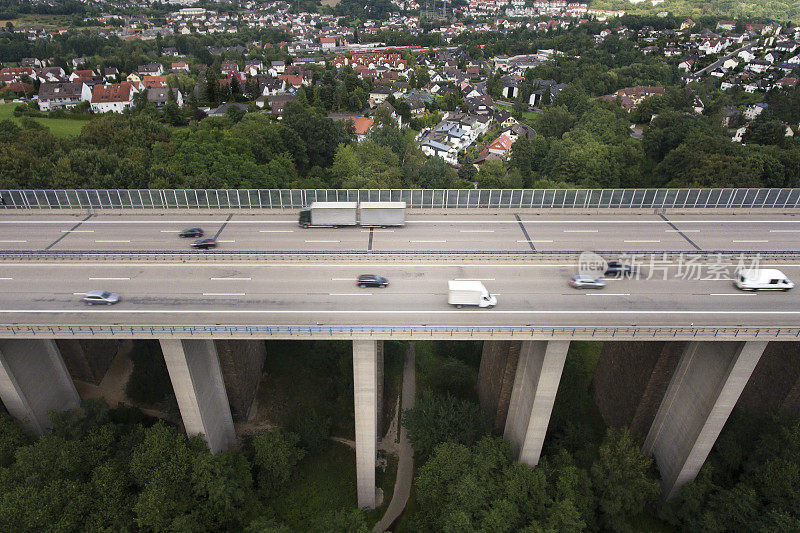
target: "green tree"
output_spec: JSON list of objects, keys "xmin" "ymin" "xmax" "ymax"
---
[
  {"xmin": 590, "ymin": 427, "xmax": 659, "ymax": 532},
  {"xmin": 252, "ymin": 429, "xmax": 306, "ymax": 496}
]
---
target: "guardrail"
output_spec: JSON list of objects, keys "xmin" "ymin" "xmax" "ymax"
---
[
  {"xmin": 0, "ymin": 250, "xmax": 796, "ymax": 262},
  {"xmin": 1, "ymin": 324, "xmax": 798, "ymax": 340},
  {"xmin": 1, "ymin": 188, "xmax": 799, "ymax": 210}
]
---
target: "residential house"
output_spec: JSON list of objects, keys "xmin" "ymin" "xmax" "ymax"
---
[
  {"xmin": 161, "ymin": 47, "xmax": 179, "ymax": 57},
  {"xmin": 69, "ymin": 70, "xmax": 95, "ymax": 83},
  {"xmin": 421, "ymin": 139, "xmax": 457, "ymax": 165},
  {"xmin": 36, "ymin": 67, "xmax": 66, "ymax": 83},
  {"xmin": 746, "ymin": 60, "xmax": 771, "ymax": 74},
  {"xmin": 103, "ymin": 67, "xmax": 119, "ymax": 81},
  {"xmin": 321, "ymin": 36, "xmax": 336, "ymax": 50},
  {"xmin": 346, "ymin": 116, "xmax": 375, "ymax": 140},
  {"xmin": 72, "ymin": 57, "xmax": 91, "ymax": 68},
  {"xmin": 744, "ymin": 102, "xmax": 768, "ymax": 120},
  {"xmin": 266, "ymin": 94, "xmax": 296, "ymax": 117},
  {"xmin": 147, "ymin": 87, "xmax": 183, "ymax": 108},
  {"xmin": 486, "ymin": 133, "xmax": 513, "ymax": 155},
  {"xmin": 38, "ymin": 82, "xmax": 92, "ymax": 111},
  {"xmin": 369, "ymin": 85, "xmax": 391, "ymax": 106},
  {"xmin": 170, "ymin": 62, "xmax": 190, "ymax": 74},
  {"xmin": 90, "ymin": 82, "xmax": 137, "ymax": 113},
  {"xmin": 0, "ymin": 66, "xmax": 35, "ymax": 83},
  {"xmin": 208, "ymin": 102, "xmax": 248, "ymax": 117},
  {"xmin": 141, "ymin": 75, "xmax": 167, "ymax": 89},
  {"xmin": 137, "ymin": 63, "xmax": 164, "ymax": 76}
]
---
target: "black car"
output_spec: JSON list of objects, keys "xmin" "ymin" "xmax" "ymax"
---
[
  {"xmin": 179, "ymin": 227, "xmax": 204, "ymax": 238},
  {"xmin": 357, "ymin": 274, "xmax": 389, "ymax": 288},
  {"xmin": 604, "ymin": 260, "xmax": 636, "ymax": 277},
  {"xmin": 191, "ymin": 238, "xmax": 217, "ymax": 250}
]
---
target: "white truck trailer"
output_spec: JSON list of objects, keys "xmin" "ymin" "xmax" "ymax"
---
[
  {"xmin": 298, "ymin": 201, "xmax": 406, "ymax": 228},
  {"xmin": 298, "ymin": 202, "xmax": 358, "ymax": 227},
  {"xmin": 358, "ymin": 201, "xmax": 406, "ymax": 227},
  {"xmin": 447, "ymin": 280, "xmax": 498, "ymax": 308}
]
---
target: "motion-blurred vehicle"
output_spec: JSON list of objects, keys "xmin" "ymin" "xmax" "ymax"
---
[
  {"xmin": 191, "ymin": 238, "xmax": 217, "ymax": 249},
  {"xmin": 179, "ymin": 227, "xmax": 204, "ymax": 238},
  {"xmin": 82, "ymin": 290, "xmax": 120, "ymax": 305},
  {"xmin": 604, "ymin": 261, "xmax": 636, "ymax": 277},
  {"xmin": 357, "ymin": 274, "xmax": 389, "ymax": 288},
  {"xmin": 734, "ymin": 269, "xmax": 793, "ymax": 291},
  {"xmin": 569, "ymin": 275, "xmax": 606, "ymax": 289}
]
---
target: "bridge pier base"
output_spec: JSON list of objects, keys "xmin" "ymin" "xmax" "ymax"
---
[
  {"xmin": 478, "ymin": 341, "xmax": 521, "ymax": 433},
  {"xmin": 160, "ymin": 339, "xmax": 236, "ymax": 454},
  {"xmin": 643, "ymin": 341, "xmax": 767, "ymax": 500},
  {"xmin": 353, "ymin": 339, "xmax": 380, "ymax": 509},
  {"xmin": 0, "ymin": 339, "xmax": 80, "ymax": 435},
  {"xmin": 503, "ymin": 340, "xmax": 570, "ymax": 466}
]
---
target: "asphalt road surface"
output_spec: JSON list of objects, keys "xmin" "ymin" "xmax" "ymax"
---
[
  {"xmin": 1, "ymin": 212, "xmax": 800, "ymax": 252},
  {"xmin": 1, "ymin": 262, "xmax": 799, "ymax": 328}
]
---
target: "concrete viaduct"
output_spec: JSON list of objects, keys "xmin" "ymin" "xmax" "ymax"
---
[{"xmin": 1, "ymin": 189, "xmax": 800, "ymax": 509}]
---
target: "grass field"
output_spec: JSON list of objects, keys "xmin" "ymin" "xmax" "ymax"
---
[
  {"xmin": 0, "ymin": 103, "xmax": 88, "ymax": 137},
  {"xmin": 0, "ymin": 14, "xmax": 82, "ymax": 30}
]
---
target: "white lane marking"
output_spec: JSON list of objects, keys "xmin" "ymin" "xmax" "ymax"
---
[
  {"xmin": 202, "ymin": 292, "xmax": 245, "ymax": 296},
  {"xmin": 62, "ymin": 230, "xmax": 94, "ymax": 233},
  {"xmin": 94, "ymin": 240, "xmax": 130, "ymax": 243},
  {"xmin": 0, "ymin": 240, "xmax": 27, "ymax": 243},
  {"xmin": 460, "ymin": 230, "xmax": 495, "ymax": 233},
  {"xmin": 7, "ymin": 309, "xmax": 800, "ymax": 315},
  {"xmin": 517, "ymin": 240, "xmax": 554, "ymax": 243},
  {"xmin": 586, "ymin": 293, "xmax": 630, "ymax": 296},
  {"xmin": 563, "ymin": 230, "xmax": 598, "ymax": 233},
  {"xmin": 624, "ymin": 240, "xmax": 661, "ymax": 243},
  {"xmin": 665, "ymin": 229, "xmax": 700, "ymax": 232},
  {"xmin": 454, "ymin": 278, "xmax": 496, "ymax": 281},
  {"xmin": 89, "ymin": 277, "xmax": 130, "ymax": 280},
  {"xmin": 332, "ymin": 278, "xmax": 356, "ymax": 281},
  {"xmin": 362, "ymin": 230, "xmax": 395, "ymax": 233},
  {"xmin": 411, "ymin": 240, "xmax": 447, "ymax": 243},
  {"xmin": 5, "ymin": 219, "xmax": 800, "ymax": 224},
  {"xmin": 217, "ymin": 240, "xmax": 236, "ymax": 243},
  {"xmin": 260, "ymin": 230, "xmax": 294, "ymax": 233},
  {"xmin": 72, "ymin": 292, "xmax": 86, "ymax": 295},
  {"xmin": 305, "ymin": 240, "xmax": 341, "ymax": 243},
  {"xmin": 710, "ymin": 293, "xmax": 754, "ymax": 296},
  {"xmin": 0, "ymin": 277, "xmax": 12, "ymax": 280},
  {"xmin": 733, "ymin": 240, "xmax": 768, "ymax": 243},
  {"xmin": 769, "ymin": 230, "xmax": 800, "ymax": 233},
  {"xmin": 210, "ymin": 277, "xmax": 251, "ymax": 281},
  {"xmin": 160, "ymin": 230, "xmax": 181, "ymax": 233},
  {"xmin": 330, "ymin": 293, "xmax": 373, "ymax": 296}
]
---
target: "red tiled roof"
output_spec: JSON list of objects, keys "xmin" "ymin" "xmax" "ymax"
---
[
  {"xmin": 348, "ymin": 116, "xmax": 374, "ymax": 135},
  {"xmin": 91, "ymin": 82, "xmax": 134, "ymax": 103}
]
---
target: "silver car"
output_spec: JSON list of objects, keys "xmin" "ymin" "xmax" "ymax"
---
[
  {"xmin": 82, "ymin": 290, "xmax": 120, "ymax": 305},
  {"xmin": 569, "ymin": 275, "xmax": 606, "ymax": 289}
]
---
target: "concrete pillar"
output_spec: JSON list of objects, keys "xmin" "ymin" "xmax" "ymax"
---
[
  {"xmin": 214, "ymin": 340, "xmax": 267, "ymax": 421},
  {"xmin": 160, "ymin": 339, "xmax": 236, "ymax": 454},
  {"xmin": 55, "ymin": 339, "xmax": 119, "ymax": 385},
  {"xmin": 0, "ymin": 339, "xmax": 80, "ymax": 435},
  {"xmin": 643, "ymin": 341, "xmax": 767, "ymax": 500},
  {"xmin": 503, "ymin": 340, "xmax": 570, "ymax": 466},
  {"xmin": 353, "ymin": 339, "xmax": 378, "ymax": 509},
  {"xmin": 376, "ymin": 340, "xmax": 384, "ymax": 437},
  {"xmin": 477, "ymin": 340, "xmax": 521, "ymax": 433}
]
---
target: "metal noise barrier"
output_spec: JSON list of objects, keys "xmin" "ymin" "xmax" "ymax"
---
[
  {"xmin": 1, "ymin": 324, "xmax": 800, "ymax": 340},
  {"xmin": 0, "ymin": 250, "xmax": 797, "ymax": 261}
]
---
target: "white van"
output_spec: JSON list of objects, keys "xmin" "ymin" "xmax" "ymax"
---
[{"xmin": 734, "ymin": 269, "xmax": 794, "ymax": 291}]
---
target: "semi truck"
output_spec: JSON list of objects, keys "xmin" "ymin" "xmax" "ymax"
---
[
  {"xmin": 298, "ymin": 201, "xmax": 406, "ymax": 228},
  {"xmin": 447, "ymin": 280, "xmax": 498, "ymax": 308}
]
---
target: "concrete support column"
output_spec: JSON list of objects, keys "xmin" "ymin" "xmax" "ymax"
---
[
  {"xmin": 478, "ymin": 340, "xmax": 521, "ymax": 433},
  {"xmin": 0, "ymin": 339, "xmax": 80, "ymax": 435},
  {"xmin": 643, "ymin": 341, "xmax": 767, "ymax": 500},
  {"xmin": 503, "ymin": 340, "xmax": 570, "ymax": 466},
  {"xmin": 377, "ymin": 340, "xmax": 384, "ymax": 436},
  {"xmin": 353, "ymin": 339, "xmax": 378, "ymax": 509},
  {"xmin": 160, "ymin": 339, "xmax": 236, "ymax": 454}
]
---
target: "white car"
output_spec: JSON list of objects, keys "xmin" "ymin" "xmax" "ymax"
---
[
  {"xmin": 82, "ymin": 290, "xmax": 120, "ymax": 305},
  {"xmin": 569, "ymin": 275, "xmax": 606, "ymax": 289}
]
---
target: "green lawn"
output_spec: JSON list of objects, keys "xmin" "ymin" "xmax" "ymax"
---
[{"xmin": 0, "ymin": 103, "xmax": 88, "ymax": 138}]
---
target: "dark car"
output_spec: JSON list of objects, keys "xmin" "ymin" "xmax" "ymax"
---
[
  {"xmin": 357, "ymin": 274, "xmax": 389, "ymax": 288},
  {"xmin": 179, "ymin": 227, "xmax": 204, "ymax": 238},
  {"xmin": 604, "ymin": 261, "xmax": 636, "ymax": 277},
  {"xmin": 191, "ymin": 238, "xmax": 217, "ymax": 250}
]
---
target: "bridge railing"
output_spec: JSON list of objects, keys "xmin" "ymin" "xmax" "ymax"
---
[
  {"xmin": 1, "ymin": 188, "xmax": 799, "ymax": 210},
  {"xmin": 1, "ymin": 324, "xmax": 799, "ymax": 340}
]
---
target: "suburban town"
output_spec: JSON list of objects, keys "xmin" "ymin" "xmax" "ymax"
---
[{"xmin": 0, "ymin": 0, "xmax": 799, "ymax": 530}]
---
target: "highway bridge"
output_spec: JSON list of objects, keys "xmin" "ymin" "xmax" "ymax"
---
[{"xmin": 1, "ymin": 188, "xmax": 799, "ymax": 508}]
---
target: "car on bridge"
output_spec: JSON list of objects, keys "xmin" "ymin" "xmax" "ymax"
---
[
  {"xmin": 357, "ymin": 274, "xmax": 389, "ymax": 288},
  {"xmin": 191, "ymin": 238, "xmax": 217, "ymax": 250},
  {"xmin": 734, "ymin": 269, "xmax": 794, "ymax": 291},
  {"xmin": 569, "ymin": 275, "xmax": 606, "ymax": 289},
  {"xmin": 179, "ymin": 227, "xmax": 204, "ymax": 238},
  {"xmin": 604, "ymin": 261, "xmax": 636, "ymax": 277},
  {"xmin": 82, "ymin": 290, "xmax": 120, "ymax": 305}
]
